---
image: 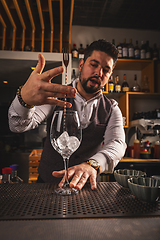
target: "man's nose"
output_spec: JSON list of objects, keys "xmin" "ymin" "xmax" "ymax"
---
[{"xmin": 95, "ymin": 66, "xmax": 103, "ymax": 77}]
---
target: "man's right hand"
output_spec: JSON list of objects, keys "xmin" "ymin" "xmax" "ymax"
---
[{"xmin": 20, "ymin": 54, "xmax": 76, "ymax": 108}]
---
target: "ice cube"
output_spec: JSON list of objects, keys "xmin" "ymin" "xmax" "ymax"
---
[
  {"xmin": 67, "ymin": 136, "xmax": 80, "ymax": 152},
  {"xmin": 57, "ymin": 131, "xmax": 69, "ymax": 149}
]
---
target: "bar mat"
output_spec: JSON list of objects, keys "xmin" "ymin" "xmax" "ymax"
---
[{"xmin": 0, "ymin": 182, "xmax": 159, "ymax": 220}]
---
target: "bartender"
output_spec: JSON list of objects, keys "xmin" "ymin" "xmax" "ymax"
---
[{"xmin": 8, "ymin": 39, "xmax": 126, "ymax": 190}]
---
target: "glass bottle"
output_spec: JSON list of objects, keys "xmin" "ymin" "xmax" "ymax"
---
[
  {"xmin": 130, "ymin": 74, "xmax": 141, "ymax": 92},
  {"xmin": 134, "ymin": 139, "xmax": 140, "ymax": 159},
  {"xmin": 154, "ymin": 141, "xmax": 160, "ymax": 159},
  {"xmin": 128, "ymin": 39, "xmax": 134, "ymax": 58},
  {"xmin": 71, "ymin": 44, "xmax": 79, "ymax": 59},
  {"xmin": 0, "ymin": 175, "xmax": 2, "ymax": 184},
  {"xmin": 78, "ymin": 44, "xmax": 84, "ymax": 54},
  {"xmin": 140, "ymin": 41, "xmax": 146, "ymax": 59},
  {"xmin": 134, "ymin": 40, "xmax": 140, "ymax": 59},
  {"xmin": 121, "ymin": 74, "xmax": 129, "ymax": 93},
  {"xmin": 146, "ymin": 41, "xmax": 152, "ymax": 60},
  {"xmin": 122, "ymin": 38, "xmax": 128, "ymax": 58},
  {"xmin": 71, "ymin": 69, "xmax": 76, "ymax": 81},
  {"xmin": 2, "ymin": 167, "xmax": 12, "ymax": 183},
  {"xmin": 114, "ymin": 75, "xmax": 121, "ymax": 93},
  {"xmin": 141, "ymin": 75, "xmax": 150, "ymax": 92},
  {"xmin": 152, "ymin": 43, "xmax": 159, "ymax": 60},
  {"xmin": 117, "ymin": 42, "xmax": 122, "ymax": 58},
  {"xmin": 10, "ymin": 164, "xmax": 23, "ymax": 183},
  {"xmin": 108, "ymin": 75, "xmax": 114, "ymax": 93}
]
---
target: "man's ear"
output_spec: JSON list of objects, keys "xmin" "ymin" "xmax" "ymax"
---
[{"xmin": 78, "ymin": 59, "xmax": 84, "ymax": 72}]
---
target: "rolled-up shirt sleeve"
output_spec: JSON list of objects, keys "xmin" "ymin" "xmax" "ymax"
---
[
  {"xmin": 90, "ymin": 103, "xmax": 127, "ymax": 173},
  {"xmin": 8, "ymin": 96, "xmax": 54, "ymax": 132}
]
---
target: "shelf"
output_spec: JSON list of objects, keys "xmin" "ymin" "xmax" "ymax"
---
[
  {"xmin": 115, "ymin": 59, "xmax": 154, "ymax": 70},
  {"xmin": 120, "ymin": 157, "xmax": 160, "ymax": 163}
]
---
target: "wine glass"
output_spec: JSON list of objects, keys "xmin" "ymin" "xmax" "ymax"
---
[{"xmin": 50, "ymin": 109, "xmax": 82, "ymax": 195}]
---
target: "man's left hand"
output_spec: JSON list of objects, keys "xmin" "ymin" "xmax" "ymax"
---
[{"xmin": 52, "ymin": 162, "xmax": 97, "ymax": 190}]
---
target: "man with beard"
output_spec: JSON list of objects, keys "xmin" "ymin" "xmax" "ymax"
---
[{"xmin": 8, "ymin": 39, "xmax": 126, "ymax": 190}]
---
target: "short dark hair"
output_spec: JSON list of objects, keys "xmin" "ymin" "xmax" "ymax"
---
[{"xmin": 84, "ymin": 39, "xmax": 118, "ymax": 68}]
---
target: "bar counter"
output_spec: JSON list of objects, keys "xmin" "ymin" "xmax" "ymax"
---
[{"xmin": 0, "ymin": 182, "xmax": 160, "ymax": 240}]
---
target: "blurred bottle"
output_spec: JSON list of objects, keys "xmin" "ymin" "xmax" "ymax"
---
[
  {"xmin": 141, "ymin": 75, "xmax": 150, "ymax": 92},
  {"xmin": 134, "ymin": 139, "xmax": 140, "ymax": 159},
  {"xmin": 121, "ymin": 74, "xmax": 129, "ymax": 92},
  {"xmin": 130, "ymin": 74, "xmax": 141, "ymax": 92},
  {"xmin": 117, "ymin": 42, "xmax": 122, "ymax": 58},
  {"xmin": 0, "ymin": 175, "xmax": 2, "ymax": 184},
  {"xmin": 122, "ymin": 38, "xmax": 128, "ymax": 58},
  {"xmin": 146, "ymin": 41, "xmax": 152, "ymax": 59},
  {"xmin": 71, "ymin": 69, "xmax": 77, "ymax": 81},
  {"xmin": 2, "ymin": 167, "xmax": 12, "ymax": 183},
  {"xmin": 114, "ymin": 75, "xmax": 121, "ymax": 93},
  {"xmin": 108, "ymin": 75, "xmax": 114, "ymax": 93},
  {"xmin": 78, "ymin": 44, "xmax": 84, "ymax": 54},
  {"xmin": 154, "ymin": 141, "xmax": 160, "ymax": 159},
  {"xmin": 112, "ymin": 39, "xmax": 115, "ymax": 45},
  {"xmin": 152, "ymin": 43, "xmax": 159, "ymax": 60},
  {"xmin": 10, "ymin": 164, "xmax": 23, "ymax": 183},
  {"xmin": 140, "ymin": 41, "xmax": 146, "ymax": 59},
  {"xmin": 128, "ymin": 39, "xmax": 134, "ymax": 58},
  {"xmin": 71, "ymin": 44, "xmax": 79, "ymax": 59},
  {"xmin": 134, "ymin": 40, "xmax": 140, "ymax": 59}
]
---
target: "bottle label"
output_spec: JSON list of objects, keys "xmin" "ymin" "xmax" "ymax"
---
[
  {"xmin": 135, "ymin": 49, "xmax": 140, "ymax": 58},
  {"xmin": 129, "ymin": 48, "xmax": 134, "ymax": 58},
  {"xmin": 72, "ymin": 50, "xmax": 78, "ymax": 58},
  {"xmin": 118, "ymin": 47, "xmax": 122, "ymax": 58},
  {"xmin": 123, "ymin": 47, "xmax": 128, "ymax": 57},
  {"xmin": 108, "ymin": 83, "xmax": 114, "ymax": 92},
  {"xmin": 146, "ymin": 52, "xmax": 151, "ymax": 59},
  {"xmin": 115, "ymin": 85, "xmax": 121, "ymax": 92},
  {"xmin": 122, "ymin": 86, "xmax": 129, "ymax": 92},
  {"xmin": 140, "ymin": 50, "xmax": 146, "ymax": 59}
]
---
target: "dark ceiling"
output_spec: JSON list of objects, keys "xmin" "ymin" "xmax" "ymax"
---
[{"xmin": 73, "ymin": 0, "xmax": 160, "ymax": 31}]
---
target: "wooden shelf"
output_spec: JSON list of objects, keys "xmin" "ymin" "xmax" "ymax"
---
[{"xmin": 120, "ymin": 157, "xmax": 160, "ymax": 163}]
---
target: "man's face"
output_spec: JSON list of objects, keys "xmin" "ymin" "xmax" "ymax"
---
[{"xmin": 78, "ymin": 50, "xmax": 114, "ymax": 94}]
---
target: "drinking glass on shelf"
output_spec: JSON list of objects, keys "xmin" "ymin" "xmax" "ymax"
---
[{"xmin": 50, "ymin": 109, "xmax": 82, "ymax": 195}]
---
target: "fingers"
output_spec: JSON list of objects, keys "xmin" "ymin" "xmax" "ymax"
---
[{"xmin": 34, "ymin": 54, "xmax": 45, "ymax": 74}]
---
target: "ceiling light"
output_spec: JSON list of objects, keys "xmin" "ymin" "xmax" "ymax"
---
[
  {"xmin": 31, "ymin": 67, "xmax": 35, "ymax": 70},
  {"xmin": 3, "ymin": 80, "xmax": 8, "ymax": 84}
]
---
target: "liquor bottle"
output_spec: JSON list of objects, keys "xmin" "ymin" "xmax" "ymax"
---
[
  {"xmin": 140, "ymin": 41, "xmax": 146, "ymax": 59},
  {"xmin": 141, "ymin": 75, "xmax": 150, "ymax": 92},
  {"xmin": 146, "ymin": 41, "xmax": 152, "ymax": 59},
  {"xmin": 121, "ymin": 74, "xmax": 129, "ymax": 92},
  {"xmin": 2, "ymin": 167, "xmax": 12, "ymax": 183},
  {"xmin": 10, "ymin": 164, "xmax": 23, "ymax": 183},
  {"xmin": 122, "ymin": 38, "xmax": 128, "ymax": 58},
  {"xmin": 114, "ymin": 75, "xmax": 121, "ymax": 93},
  {"xmin": 108, "ymin": 75, "xmax": 114, "ymax": 93},
  {"xmin": 71, "ymin": 44, "xmax": 79, "ymax": 59},
  {"xmin": 128, "ymin": 39, "xmax": 134, "ymax": 58},
  {"xmin": 134, "ymin": 40, "xmax": 140, "ymax": 59},
  {"xmin": 117, "ymin": 42, "xmax": 122, "ymax": 58},
  {"xmin": 130, "ymin": 74, "xmax": 141, "ymax": 92},
  {"xmin": 71, "ymin": 69, "xmax": 77, "ymax": 81},
  {"xmin": 78, "ymin": 44, "xmax": 84, "ymax": 54},
  {"xmin": 152, "ymin": 43, "xmax": 159, "ymax": 60},
  {"xmin": 112, "ymin": 39, "xmax": 115, "ymax": 45}
]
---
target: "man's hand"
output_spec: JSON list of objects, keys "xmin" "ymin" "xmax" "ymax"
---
[
  {"xmin": 21, "ymin": 54, "xmax": 76, "ymax": 107},
  {"xmin": 52, "ymin": 162, "xmax": 97, "ymax": 190}
]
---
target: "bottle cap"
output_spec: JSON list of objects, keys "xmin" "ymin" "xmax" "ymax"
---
[
  {"xmin": 134, "ymin": 139, "xmax": 140, "ymax": 143},
  {"xmin": 2, "ymin": 167, "xmax": 12, "ymax": 174},
  {"xmin": 10, "ymin": 164, "xmax": 19, "ymax": 171}
]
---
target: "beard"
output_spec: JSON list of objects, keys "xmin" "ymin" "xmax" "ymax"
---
[{"xmin": 79, "ymin": 70, "xmax": 102, "ymax": 94}]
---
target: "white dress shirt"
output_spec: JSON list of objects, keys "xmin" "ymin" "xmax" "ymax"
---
[{"xmin": 8, "ymin": 79, "xmax": 126, "ymax": 173}]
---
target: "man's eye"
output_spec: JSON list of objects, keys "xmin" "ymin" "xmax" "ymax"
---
[
  {"xmin": 103, "ymin": 69, "xmax": 109, "ymax": 74},
  {"xmin": 91, "ymin": 63, "xmax": 98, "ymax": 68}
]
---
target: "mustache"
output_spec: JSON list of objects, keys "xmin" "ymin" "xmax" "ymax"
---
[{"xmin": 87, "ymin": 76, "xmax": 101, "ymax": 84}]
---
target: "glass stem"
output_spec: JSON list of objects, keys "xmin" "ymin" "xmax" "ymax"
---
[{"xmin": 63, "ymin": 157, "xmax": 69, "ymax": 187}]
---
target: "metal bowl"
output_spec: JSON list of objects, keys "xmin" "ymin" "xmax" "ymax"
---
[
  {"xmin": 114, "ymin": 169, "xmax": 146, "ymax": 188},
  {"xmin": 128, "ymin": 177, "xmax": 160, "ymax": 202}
]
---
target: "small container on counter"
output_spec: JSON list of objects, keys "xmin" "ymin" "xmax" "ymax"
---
[
  {"xmin": 154, "ymin": 141, "xmax": 160, "ymax": 159},
  {"xmin": 134, "ymin": 139, "xmax": 140, "ymax": 158}
]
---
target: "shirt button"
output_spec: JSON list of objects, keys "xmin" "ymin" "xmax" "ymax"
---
[{"xmin": 83, "ymin": 114, "xmax": 86, "ymax": 117}]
